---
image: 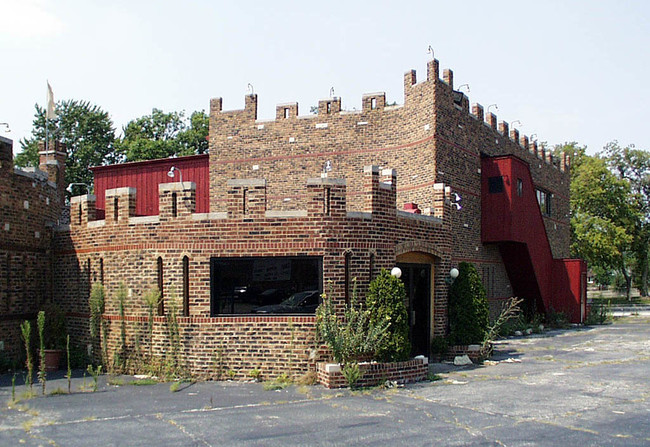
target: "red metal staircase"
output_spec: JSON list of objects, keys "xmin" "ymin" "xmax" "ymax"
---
[{"xmin": 481, "ymin": 155, "xmax": 586, "ymax": 323}]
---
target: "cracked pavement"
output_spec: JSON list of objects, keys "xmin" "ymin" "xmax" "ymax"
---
[{"xmin": 1, "ymin": 316, "xmax": 649, "ymax": 446}]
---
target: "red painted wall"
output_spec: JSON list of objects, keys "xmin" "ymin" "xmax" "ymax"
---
[
  {"xmin": 481, "ymin": 155, "xmax": 586, "ymax": 322},
  {"xmin": 91, "ymin": 154, "xmax": 209, "ymax": 217}
]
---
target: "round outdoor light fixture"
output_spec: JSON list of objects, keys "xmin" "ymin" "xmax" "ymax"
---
[
  {"xmin": 449, "ymin": 268, "xmax": 459, "ymax": 279},
  {"xmin": 390, "ymin": 267, "xmax": 402, "ymax": 279}
]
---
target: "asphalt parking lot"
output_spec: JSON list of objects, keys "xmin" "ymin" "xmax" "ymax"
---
[{"xmin": 1, "ymin": 316, "xmax": 649, "ymax": 446}]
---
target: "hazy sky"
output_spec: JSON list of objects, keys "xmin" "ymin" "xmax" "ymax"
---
[{"xmin": 1, "ymin": 0, "xmax": 648, "ymax": 156}]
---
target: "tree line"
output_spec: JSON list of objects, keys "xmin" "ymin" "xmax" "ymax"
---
[
  {"xmin": 555, "ymin": 142, "xmax": 649, "ymax": 299},
  {"xmin": 15, "ymin": 100, "xmax": 208, "ymax": 188}
]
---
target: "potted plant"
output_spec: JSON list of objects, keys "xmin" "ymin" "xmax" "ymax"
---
[{"xmin": 40, "ymin": 302, "xmax": 67, "ymax": 371}]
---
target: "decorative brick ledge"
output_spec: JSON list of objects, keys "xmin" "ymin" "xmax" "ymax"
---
[{"xmin": 317, "ymin": 356, "xmax": 428, "ymax": 389}]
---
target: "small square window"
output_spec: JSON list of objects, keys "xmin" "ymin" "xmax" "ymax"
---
[{"xmin": 488, "ymin": 176, "xmax": 504, "ymax": 194}]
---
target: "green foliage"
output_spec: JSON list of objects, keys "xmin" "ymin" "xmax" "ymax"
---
[
  {"xmin": 89, "ymin": 283, "xmax": 105, "ymax": 341},
  {"xmin": 545, "ymin": 309, "xmax": 570, "ymax": 329},
  {"xmin": 87, "ymin": 364, "xmax": 102, "ymax": 392},
  {"xmin": 143, "ymin": 287, "xmax": 161, "ymax": 362},
  {"xmin": 430, "ymin": 336, "xmax": 449, "ymax": 356},
  {"xmin": 366, "ymin": 270, "xmax": 411, "ymax": 362},
  {"xmin": 342, "ymin": 363, "xmax": 363, "ymax": 389},
  {"xmin": 585, "ymin": 301, "xmax": 612, "ymax": 325},
  {"xmin": 482, "ymin": 297, "xmax": 523, "ymax": 349},
  {"xmin": 164, "ymin": 291, "xmax": 184, "ymax": 379},
  {"xmin": 427, "ymin": 373, "xmax": 442, "ymax": 382},
  {"xmin": 263, "ymin": 373, "xmax": 292, "ymax": 391},
  {"xmin": 569, "ymin": 140, "xmax": 650, "ymax": 300},
  {"xmin": 115, "ymin": 109, "xmax": 209, "ymax": 161},
  {"xmin": 16, "ymin": 100, "xmax": 117, "ymax": 187},
  {"xmin": 448, "ymin": 262, "xmax": 489, "ymax": 345},
  {"xmin": 114, "ymin": 283, "xmax": 128, "ymax": 373},
  {"xmin": 315, "ymin": 284, "xmax": 390, "ymax": 364},
  {"xmin": 601, "ymin": 141, "xmax": 650, "ymax": 298},
  {"xmin": 248, "ymin": 369, "xmax": 262, "ymax": 381},
  {"xmin": 20, "ymin": 320, "xmax": 33, "ymax": 391},
  {"xmin": 40, "ymin": 302, "xmax": 67, "ymax": 350},
  {"xmin": 37, "ymin": 311, "xmax": 46, "ymax": 395}
]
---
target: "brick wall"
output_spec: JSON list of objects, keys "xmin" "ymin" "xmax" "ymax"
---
[
  {"xmin": 317, "ymin": 357, "xmax": 429, "ymax": 389},
  {"xmin": 0, "ymin": 138, "xmax": 65, "ymax": 361},
  {"xmin": 54, "ymin": 167, "xmax": 453, "ymax": 377},
  {"xmin": 207, "ymin": 58, "xmax": 571, "ymax": 317}
]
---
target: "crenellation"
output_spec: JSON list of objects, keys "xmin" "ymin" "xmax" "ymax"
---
[
  {"xmin": 306, "ymin": 177, "xmax": 346, "ymax": 217},
  {"xmin": 404, "ymin": 69, "xmax": 417, "ymax": 90},
  {"xmin": 70, "ymin": 194, "xmax": 96, "ymax": 226},
  {"xmin": 226, "ymin": 178, "xmax": 267, "ymax": 218},
  {"xmin": 210, "ymin": 97, "xmax": 223, "ymax": 114},
  {"xmin": 244, "ymin": 94, "xmax": 258, "ymax": 119},
  {"xmin": 159, "ymin": 181, "xmax": 196, "ymax": 220},
  {"xmin": 498, "ymin": 121, "xmax": 509, "ymax": 137},
  {"xmin": 427, "ymin": 58, "xmax": 439, "ymax": 82},
  {"xmin": 520, "ymin": 135, "xmax": 529, "ymax": 150},
  {"xmin": 442, "ymin": 68, "xmax": 454, "ymax": 89},
  {"xmin": 318, "ymin": 97, "xmax": 341, "ymax": 116},
  {"xmin": 362, "ymin": 92, "xmax": 386, "ymax": 112},
  {"xmin": 276, "ymin": 102, "xmax": 298, "ymax": 120},
  {"xmin": 471, "ymin": 103, "xmax": 484, "ymax": 121},
  {"xmin": 105, "ymin": 187, "xmax": 136, "ymax": 224},
  {"xmin": 510, "ymin": 128, "xmax": 519, "ymax": 144},
  {"xmin": 487, "ymin": 112, "xmax": 498, "ymax": 130}
]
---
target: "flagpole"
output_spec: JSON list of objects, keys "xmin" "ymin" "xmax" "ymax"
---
[{"xmin": 45, "ymin": 113, "xmax": 49, "ymax": 153}]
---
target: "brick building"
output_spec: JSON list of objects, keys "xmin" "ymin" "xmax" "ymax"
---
[
  {"xmin": 0, "ymin": 137, "xmax": 66, "ymax": 362},
  {"xmin": 3, "ymin": 56, "xmax": 586, "ymax": 377}
]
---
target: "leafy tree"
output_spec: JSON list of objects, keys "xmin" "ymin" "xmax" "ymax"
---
[
  {"xmin": 366, "ymin": 270, "xmax": 410, "ymax": 362},
  {"xmin": 16, "ymin": 100, "xmax": 117, "ymax": 188},
  {"xmin": 570, "ymin": 154, "xmax": 637, "ymax": 299},
  {"xmin": 116, "ymin": 109, "xmax": 208, "ymax": 162},
  {"xmin": 601, "ymin": 141, "xmax": 650, "ymax": 297},
  {"xmin": 448, "ymin": 262, "xmax": 489, "ymax": 345}
]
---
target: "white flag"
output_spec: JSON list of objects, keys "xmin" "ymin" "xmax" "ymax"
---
[{"xmin": 46, "ymin": 81, "xmax": 57, "ymax": 120}]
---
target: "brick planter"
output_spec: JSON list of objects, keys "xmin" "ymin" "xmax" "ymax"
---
[
  {"xmin": 317, "ymin": 356, "xmax": 428, "ymax": 389},
  {"xmin": 445, "ymin": 343, "xmax": 492, "ymax": 363}
]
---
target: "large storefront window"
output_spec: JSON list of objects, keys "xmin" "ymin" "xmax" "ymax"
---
[{"xmin": 210, "ymin": 256, "xmax": 322, "ymax": 315}]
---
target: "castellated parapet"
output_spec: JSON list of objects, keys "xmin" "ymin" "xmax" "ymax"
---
[
  {"xmin": 58, "ymin": 165, "xmax": 453, "ymax": 378},
  {"xmin": 207, "ymin": 53, "xmax": 570, "ymax": 262}
]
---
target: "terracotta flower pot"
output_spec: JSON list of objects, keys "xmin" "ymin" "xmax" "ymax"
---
[{"xmin": 44, "ymin": 349, "xmax": 63, "ymax": 372}]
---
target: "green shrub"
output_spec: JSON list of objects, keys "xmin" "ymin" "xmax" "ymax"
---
[
  {"xmin": 545, "ymin": 308, "xmax": 570, "ymax": 329},
  {"xmin": 342, "ymin": 362, "xmax": 363, "ymax": 389},
  {"xmin": 448, "ymin": 262, "xmax": 489, "ymax": 345},
  {"xmin": 430, "ymin": 336, "xmax": 449, "ymax": 356},
  {"xmin": 40, "ymin": 302, "xmax": 67, "ymax": 350},
  {"xmin": 585, "ymin": 301, "xmax": 612, "ymax": 325},
  {"xmin": 366, "ymin": 270, "xmax": 411, "ymax": 362},
  {"xmin": 316, "ymin": 283, "xmax": 389, "ymax": 364}
]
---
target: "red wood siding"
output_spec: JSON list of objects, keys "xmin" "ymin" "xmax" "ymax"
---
[{"xmin": 91, "ymin": 154, "xmax": 209, "ymax": 216}]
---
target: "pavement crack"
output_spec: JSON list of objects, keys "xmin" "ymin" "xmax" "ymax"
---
[{"xmin": 155, "ymin": 413, "xmax": 212, "ymax": 447}]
